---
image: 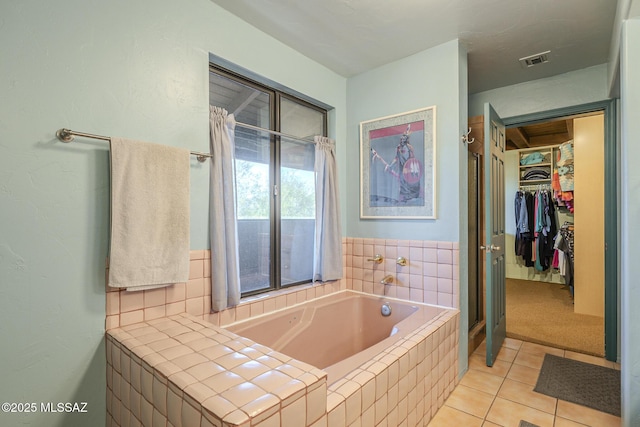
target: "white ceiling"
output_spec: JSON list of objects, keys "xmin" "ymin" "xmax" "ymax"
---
[{"xmin": 210, "ymin": 0, "xmax": 617, "ymax": 94}]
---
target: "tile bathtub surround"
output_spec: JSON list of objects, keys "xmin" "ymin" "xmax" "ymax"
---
[
  {"xmin": 105, "ymin": 250, "xmax": 212, "ymax": 330},
  {"xmin": 106, "ymin": 313, "xmax": 328, "ymax": 427},
  {"xmin": 104, "ymin": 240, "xmax": 461, "ymax": 426},
  {"xmin": 106, "ymin": 249, "xmax": 349, "ymax": 331},
  {"xmin": 106, "ymin": 306, "xmax": 460, "ymax": 427},
  {"xmin": 106, "ymin": 238, "xmax": 457, "ymax": 330},
  {"xmin": 326, "ymin": 309, "xmax": 460, "ymax": 426},
  {"xmin": 344, "ymin": 238, "xmax": 460, "ymax": 309}
]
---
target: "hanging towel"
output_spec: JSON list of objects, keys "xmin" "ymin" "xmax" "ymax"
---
[{"xmin": 108, "ymin": 137, "xmax": 190, "ymax": 291}]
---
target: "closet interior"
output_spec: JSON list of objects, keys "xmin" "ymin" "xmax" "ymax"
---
[
  {"xmin": 513, "ymin": 144, "xmax": 575, "ymax": 294},
  {"xmin": 467, "ymin": 112, "xmax": 606, "ymax": 357},
  {"xmin": 506, "ymin": 114, "xmax": 605, "ymax": 314},
  {"xmin": 505, "ymin": 113, "xmax": 605, "ymax": 356}
]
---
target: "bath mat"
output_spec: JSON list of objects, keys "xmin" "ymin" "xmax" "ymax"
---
[
  {"xmin": 519, "ymin": 421, "xmax": 539, "ymax": 427},
  {"xmin": 534, "ymin": 354, "xmax": 620, "ymax": 416}
]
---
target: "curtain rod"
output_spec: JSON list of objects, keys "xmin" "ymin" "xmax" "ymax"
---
[
  {"xmin": 235, "ymin": 122, "xmax": 316, "ymax": 145},
  {"xmin": 55, "ymin": 128, "xmax": 212, "ymax": 162}
]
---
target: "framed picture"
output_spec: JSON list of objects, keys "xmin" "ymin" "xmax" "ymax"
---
[{"xmin": 360, "ymin": 106, "xmax": 436, "ymax": 219}]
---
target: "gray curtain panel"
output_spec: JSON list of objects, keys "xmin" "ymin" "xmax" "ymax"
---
[
  {"xmin": 313, "ymin": 136, "xmax": 343, "ymax": 282},
  {"xmin": 209, "ymin": 106, "xmax": 241, "ymax": 311}
]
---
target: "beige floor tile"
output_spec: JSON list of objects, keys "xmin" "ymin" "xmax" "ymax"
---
[
  {"xmin": 435, "ymin": 339, "xmax": 621, "ymax": 427},
  {"xmin": 444, "ymin": 384, "xmax": 495, "ymax": 419},
  {"xmin": 486, "ymin": 397, "xmax": 554, "ymax": 427},
  {"xmin": 556, "ymin": 400, "xmax": 621, "ymax": 427},
  {"xmin": 554, "ymin": 417, "xmax": 590, "ymax": 426},
  {"xmin": 469, "ymin": 354, "xmax": 512, "ymax": 378},
  {"xmin": 513, "ymin": 350, "xmax": 546, "ymax": 370},
  {"xmin": 503, "ymin": 337, "xmax": 524, "ymax": 351},
  {"xmin": 497, "ymin": 378, "xmax": 557, "ymax": 414},
  {"xmin": 520, "ymin": 341, "xmax": 565, "ymax": 357},
  {"xmin": 473, "ymin": 344, "xmax": 486, "ymax": 358},
  {"xmin": 506, "ymin": 363, "xmax": 540, "ymax": 386},
  {"xmin": 496, "ymin": 346, "xmax": 518, "ymax": 363},
  {"xmin": 459, "ymin": 369, "xmax": 505, "ymax": 395},
  {"xmin": 427, "ymin": 405, "xmax": 483, "ymax": 427}
]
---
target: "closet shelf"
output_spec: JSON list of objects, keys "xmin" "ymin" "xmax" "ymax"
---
[
  {"xmin": 520, "ymin": 162, "xmax": 551, "ymax": 168},
  {"xmin": 520, "ymin": 179, "xmax": 552, "ymax": 184},
  {"xmin": 518, "ymin": 147, "xmax": 558, "ymax": 189}
]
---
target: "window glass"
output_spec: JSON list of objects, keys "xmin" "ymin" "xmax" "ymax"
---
[
  {"xmin": 278, "ymin": 98, "xmax": 323, "ymax": 286},
  {"xmin": 235, "ymin": 129, "xmax": 272, "ymax": 294},
  {"xmin": 208, "ymin": 72, "xmax": 270, "ymax": 127},
  {"xmin": 280, "ymin": 137, "xmax": 315, "ymax": 285}
]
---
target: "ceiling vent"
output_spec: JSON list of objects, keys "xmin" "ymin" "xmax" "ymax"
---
[{"xmin": 519, "ymin": 51, "xmax": 551, "ymax": 68}]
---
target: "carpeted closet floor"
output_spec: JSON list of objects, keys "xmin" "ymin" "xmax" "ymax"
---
[{"xmin": 506, "ymin": 278, "xmax": 604, "ymax": 357}]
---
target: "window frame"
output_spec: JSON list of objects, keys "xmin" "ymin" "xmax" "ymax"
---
[{"xmin": 209, "ymin": 64, "xmax": 328, "ymax": 297}]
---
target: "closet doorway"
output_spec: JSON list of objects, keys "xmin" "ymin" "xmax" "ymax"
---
[
  {"xmin": 466, "ymin": 100, "xmax": 617, "ymax": 361},
  {"xmin": 504, "ymin": 112, "xmax": 606, "ymax": 357}
]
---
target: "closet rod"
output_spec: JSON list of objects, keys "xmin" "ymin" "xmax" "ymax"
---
[
  {"xmin": 235, "ymin": 122, "xmax": 316, "ymax": 145},
  {"xmin": 55, "ymin": 128, "xmax": 212, "ymax": 162},
  {"xmin": 519, "ymin": 184, "xmax": 552, "ymax": 191}
]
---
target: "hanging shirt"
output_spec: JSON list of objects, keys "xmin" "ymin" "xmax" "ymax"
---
[{"xmin": 516, "ymin": 192, "xmax": 529, "ymax": 234}]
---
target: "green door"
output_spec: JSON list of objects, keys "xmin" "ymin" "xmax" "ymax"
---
[{"xmin": 484, "ymin": 103, "xmax": 506, "ymax": 367}]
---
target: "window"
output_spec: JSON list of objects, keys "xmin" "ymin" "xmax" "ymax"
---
[{"xmin": 209, "ymin": 66, "xmax": 327, "ymax": 296}]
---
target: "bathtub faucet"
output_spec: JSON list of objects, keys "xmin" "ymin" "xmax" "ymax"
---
[
  {"xmin": 368, "ymin": 254, "xmax": 383, "ymax": 264},
  {"xmin": 380, "ymin": 275, "xmax": 394, "ymax": 285}
]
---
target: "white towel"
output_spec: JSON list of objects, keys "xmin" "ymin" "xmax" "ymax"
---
[{"xmin": 108, "ymin": 137, "xmax": 190, "ymax": 291}]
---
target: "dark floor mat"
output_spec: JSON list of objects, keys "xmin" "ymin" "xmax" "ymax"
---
[{"xmin": 534, "ymin": 354, "xmax": 620, "ymax": 416}]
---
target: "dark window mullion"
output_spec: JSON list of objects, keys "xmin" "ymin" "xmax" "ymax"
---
[
  {"xmin": 263, "ymin": 86, "xmax": 278, "ymax": 294},
  {"xmin": 272, "ymin": 135, "xmax": 282, "ymax": 290},
  {"xmin": 272, "ymin": 93, "xmax": 282, "ymax": 290}
]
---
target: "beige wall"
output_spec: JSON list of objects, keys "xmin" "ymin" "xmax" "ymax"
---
[{"xmin": 573, "ymin": 114, "xmax": 605, "ymax": 317}]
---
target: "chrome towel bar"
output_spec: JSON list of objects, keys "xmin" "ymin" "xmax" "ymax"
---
[{"xmin": 55, "ymin": 128, "xmax": 212, "ymax": 163}]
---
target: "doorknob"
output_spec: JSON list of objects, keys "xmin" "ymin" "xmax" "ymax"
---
[{"xmin": 480, "ymin": 245, "xmax": 501, "ymax": 252}]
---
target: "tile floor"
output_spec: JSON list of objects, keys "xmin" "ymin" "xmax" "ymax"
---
[{"xmin": 428, "ymin": 338, "xmax": 621, "ymax": 427}]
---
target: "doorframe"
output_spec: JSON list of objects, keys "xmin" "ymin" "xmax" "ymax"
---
[{"xmin": 502, "ymin": 99, "xmax": 618, "ymax": 362}]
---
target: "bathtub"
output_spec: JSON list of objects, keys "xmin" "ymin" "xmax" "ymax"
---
[{"xmin": 225, "ymin": 290, "xmax": 447, "ymax": 384}]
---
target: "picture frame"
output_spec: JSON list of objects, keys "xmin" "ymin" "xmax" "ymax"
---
[{"xmin": 360, "ymin": 106, "xmax": 436, "ymax": 219}]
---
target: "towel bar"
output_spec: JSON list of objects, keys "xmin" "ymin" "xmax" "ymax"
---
[{"xmin": 56, "ymin": 128, "xmax": 212, "ymax": 162}]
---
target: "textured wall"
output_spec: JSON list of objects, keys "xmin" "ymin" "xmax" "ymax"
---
[
  {"xmin": 345, "ymin": 39, "xmax": 469, "ymax": 378},
  {"xmin": 346, "ymin": 39, "xmax": 467, "ymax": 243},
  {"xmin": 0, "ymin": 1, "xmax": 346, "ymax": 426},
  {"xmin": 469, "ymin": 64, "xmax": 610, "ymax": 119}
]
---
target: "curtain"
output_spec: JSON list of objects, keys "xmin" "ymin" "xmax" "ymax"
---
[
  {"xmin": 313, "ymin": 136, "xmax": 343, "ymax": 281},
  {"xmin": 209, "ymin": 106, "xmax": 241, "ymax": 311}
]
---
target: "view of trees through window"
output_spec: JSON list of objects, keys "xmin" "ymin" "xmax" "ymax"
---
[{"xmin": 236, "ymin": 161, "xmax": 315, "ymax": 220}]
